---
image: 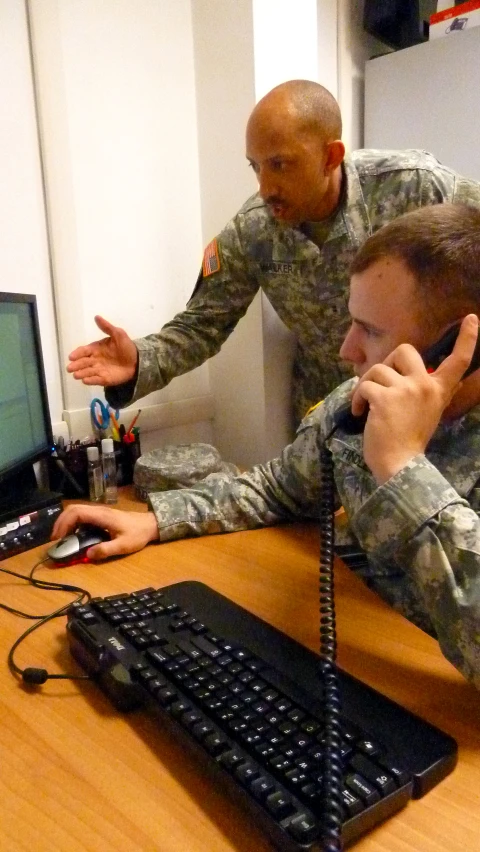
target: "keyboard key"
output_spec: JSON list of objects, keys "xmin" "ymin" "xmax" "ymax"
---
[
  {"xmin": 357, "ymin": 738, "xmax": 381, "ymax": 759},
  {"xmin": 250, "ymin": 775, "xmax": 276, "ymax": 801},
  {"xmin": 241, "ymin": 731, "xmax": 262, "ymax": 747},
  {"xmin": 177, "ymin": 640, "xmax": 203, "ymax": 659},
  {"xmin": 350, "ymin": 754, "xmax": 396, "ymax": 796},
  {"xmin": 136, "ymin": 666, "xmax": 162, "ymax": 684},
  {"xmin": 341, "ymin": 787, "xmax": 364, "ymax": 817},
  {"xmin": 181, "ymin": 710, "xmax": 202, "ymax": 729},
  {"xmin": 192, "ymin": 635, "xmax": 223, "ymax": 657},
  {"xmin": 265, "ymin": 790, "xmax": 295, "ymax": 819},
  {"xmin": 346, "ymin": 773, "xmax": 381, "ymax": 806},
  {"xmin": 300, "ymin": 782, "xmax": 321, "ymax": 804},
  {"xmin": 254, "ymin": 743, "xmax": 275, "ymax": 760},
  {"xmin": 170, "ymin": 699, "xmax": 192, "ymax": 718},
  {"xmin": 232, "ymin": 648, "xmax": 251, "ymax": 662},
  {"xmin": 228, "ymin": 718, "xmax": 248, "ymax": 734},
  {"xmin": 245, "ymin": 658, "xmax": 265, "ymax": 673},
  {"xmin": 274, "ymin": 697, "xmax": 292, "ymax": 713},
  {"xmin": 377, "ymin": 755, "xmax": 410, "ymax": 787},
  {"xmin": 219, "ymin": 749, "xmax": 245, "ymax": 771},
  {"xmin": 147, "ymin": 676, "xmax": 169, "ymax": 695},
  {"xmin": 205, "ymin": 632, "xmax": 222, "ymax": 644},
  {"xmin": 278, "ymin": 720, "xmax": 297, "ymax": 736},
  {"xmin": 269, "ymin": 755, "xmax": 293, "ymax": 773},
  {"xmin": 284, "ymin": 768, "xmax": 308, "ymax": 789},
  {"xmin": 250, "ymin": 679, "xmax": 267, "ymax": 693},
  {"xmin": 156, "ymin": 686, "xmax": 178, "ymax": 706},
  {"xmin": 301, "ymin": 719, "xmax": 321, "ymax": 735},
  {"xmin": 218, "ymin": 708, "xmax": 235, "ymax": 723},
  {"xmin": 287, "ymin": 812, "xmax": 320, "ymax": 844},
  {"xmin": 292, "ymin": 732, "xmax": 312, "ymax": 750},
  {"xmin": 252, "ymin": 700, "xmax": 270, "ymax": 715},
  {"xmin": 235, "ymin": 762, "xmax": 260, "ymax": 786},
  {"xmin": 191, "ymin": 721, "xmax": 214, "ymax": 741},
  {"xmin": 204, "ymin": 732, "xmax": 229, "ymax": 756},
  {"xmin": 262, "ymin": 687, "xmax": 279, "ymax": 702},
  {"xmin": 147, "ymin": 648, "xmax": 171, "ymax": 667},
  {"xmin": 287, "ymin": 707, "xmax": 306, "ymax": 724}
]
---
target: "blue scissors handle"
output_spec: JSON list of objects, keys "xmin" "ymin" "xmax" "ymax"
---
[{"xmin": 90, "ymin": 398, "xmax": 120, "ymax": 431}]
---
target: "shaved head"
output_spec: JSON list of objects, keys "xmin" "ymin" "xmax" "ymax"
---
[{"xmin": 248, "ymin": 80, "xmax": 342, "ymax": 144}]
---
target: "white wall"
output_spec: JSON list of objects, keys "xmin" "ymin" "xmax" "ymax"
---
[
  {"xmin": 28, "ymin": 0, "xmax": 214, "ymax": 450},
  {"xmin": 365, "ymin": 28, "xmax": 480, "ymax": 182},
  {"xmin": 0, "ymin": 0, "xmax": 63, "ymax": 430},
  {"xmin": 191, "ymin": 1, "xmax": 264, "ymax": 467}
]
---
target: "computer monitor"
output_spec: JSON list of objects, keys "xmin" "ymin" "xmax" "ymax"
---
[{"xmin": 0, "ymin": 291, "xmax": 56, "ymax": 520}]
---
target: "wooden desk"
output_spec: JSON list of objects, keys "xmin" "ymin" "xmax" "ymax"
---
[{"xmin": 1, "ymin": 489, "xmax": 479, "ymax": 851}]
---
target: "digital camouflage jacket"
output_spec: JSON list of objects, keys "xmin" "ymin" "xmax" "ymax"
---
[
  {"xmin": 149, "ymin": 379, "xmax": 480, "ymax": 690},
  {"xmin": 107, "ymin": 149, "xmax": 480, "ymax": 423}
]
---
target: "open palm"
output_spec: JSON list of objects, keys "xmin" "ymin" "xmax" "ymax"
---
[{"xmin": 67, "ymin": 315, "xmax": 138, "ymax": 387}]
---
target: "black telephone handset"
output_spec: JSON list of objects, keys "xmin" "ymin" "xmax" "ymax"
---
[{"xmin": 334, "ymin": 321, "xmax": 480, "ymax": 435}]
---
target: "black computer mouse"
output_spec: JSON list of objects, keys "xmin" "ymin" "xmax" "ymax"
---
[{"xmin": 47, "ymin": 524, "xmax": 111, "ymax": 565}]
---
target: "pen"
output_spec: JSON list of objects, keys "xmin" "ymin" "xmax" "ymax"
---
[{"xmin": 126, "ymin": 409, "xmax": 141, "ymax": 435}]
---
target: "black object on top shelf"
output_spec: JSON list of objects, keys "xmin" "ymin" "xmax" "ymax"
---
[{"xmin": 364, "ymin": 0, "xmax": 431, "ymax": 51}]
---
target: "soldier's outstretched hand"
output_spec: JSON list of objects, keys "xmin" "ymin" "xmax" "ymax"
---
[{"xmin": 66, "ymin": 315, "xmax": 138, "ymax": 387}]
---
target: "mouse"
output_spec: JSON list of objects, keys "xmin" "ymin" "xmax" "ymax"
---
[{"xmin": 47, "ymin": 523, "xmax": 111, "ymax": 565}]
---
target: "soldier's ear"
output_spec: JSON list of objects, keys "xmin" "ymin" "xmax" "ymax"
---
[{"xmin": 324, "ymin": 140, "xmax": 345, "ymax": 174}]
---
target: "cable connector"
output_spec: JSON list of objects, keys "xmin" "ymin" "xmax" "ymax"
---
[{"xmin": 22, "ymin": 667, "xmax": 49, "ymax": 684}]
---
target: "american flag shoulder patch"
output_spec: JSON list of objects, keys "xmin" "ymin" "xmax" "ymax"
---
[{"xmin": 202, "ymin": 238, "xmax": 221, "ymax": 277}]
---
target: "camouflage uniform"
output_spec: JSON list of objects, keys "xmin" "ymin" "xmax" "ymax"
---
[
  {"xmin": 107, "ymin": 149, "xmax": 480, "ymax": 423},
  {"xmin": 149, "ymin": 379, "xmax": 480, "ymax": 689}
]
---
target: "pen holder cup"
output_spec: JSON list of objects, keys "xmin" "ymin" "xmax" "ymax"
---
[
  {"xmin": 115, "ymin": 435, "xmax": 142, "ymax": 486},
  {"xmin": 49, "ymin": 445, "xmax": 89, "ymax": 498}
]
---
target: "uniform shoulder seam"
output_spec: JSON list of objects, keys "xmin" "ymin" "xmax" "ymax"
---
[{"xmin": 353, "ymin": 149, "xmax": 446, "ymax": 177}]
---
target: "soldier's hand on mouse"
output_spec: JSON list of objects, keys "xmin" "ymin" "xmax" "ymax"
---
[{"xmin": 51, "ymin": 504, "xmax": 160, "ymax": 560}]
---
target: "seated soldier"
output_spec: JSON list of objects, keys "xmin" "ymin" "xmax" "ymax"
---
[{"xmin": 53, "ymin": 203, "xmax": 480, "ymax": 689}]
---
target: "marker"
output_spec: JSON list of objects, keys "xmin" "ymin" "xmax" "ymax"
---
[{"xmin": 110, "ymin": 410, "xmax": 121, "ymax": 441}]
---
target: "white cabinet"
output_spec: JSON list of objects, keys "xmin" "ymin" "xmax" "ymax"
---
[{"xmin": 364, "ymin": 27, "xmax": 480, "ymax": 181}]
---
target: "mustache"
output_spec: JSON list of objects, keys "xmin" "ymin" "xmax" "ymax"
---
[{"xmin": 265, "ymin": 196, "xmax": 285, "ymax": 206}]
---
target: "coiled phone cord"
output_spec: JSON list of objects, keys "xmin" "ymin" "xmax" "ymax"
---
[{"xmin": 318, "ymin": 441, "xmax": 344, "ymax": 851}]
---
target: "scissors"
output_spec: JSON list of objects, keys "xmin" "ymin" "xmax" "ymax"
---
[{"xmin": 90, "ymin": 398, "xmax": 120, "ymax": 434}]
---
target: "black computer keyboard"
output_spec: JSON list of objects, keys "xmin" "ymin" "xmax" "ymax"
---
[{"xmin": 66, "ymin": 581, "xmax": 457, "ymax": 851}]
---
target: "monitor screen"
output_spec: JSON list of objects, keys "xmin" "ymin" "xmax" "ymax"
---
[{"xmin": 0, "ymin": 292, "xmax": 53, "ymax": 512}]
